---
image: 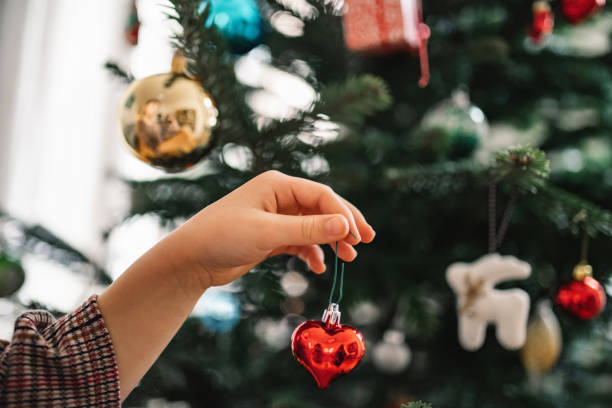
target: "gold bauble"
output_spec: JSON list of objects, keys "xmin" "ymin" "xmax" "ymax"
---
[
  {"xmin": 119, "ymin": 53, "xmax": 218, "ymax": 172},
  {"xmin": 520, "ymin": 300, "xmax": 562, "ymax": 375},
  {"xmin": 572, "ymin": 261, "xmax": 593, "ymax": 281}
]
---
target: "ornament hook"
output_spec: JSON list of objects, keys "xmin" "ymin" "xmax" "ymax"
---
[
  {"xmin": 322, "ymin": 303, "xmax": 341, "ymax": 326},
  {"xmin": 171, "ymin": 50, "xmax": 187, "ymax": 75}
]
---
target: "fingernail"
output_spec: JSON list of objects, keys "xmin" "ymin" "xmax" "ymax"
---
[{"xmin": 325, "ymin": 216, "xmax": 345, "ymax": 236}]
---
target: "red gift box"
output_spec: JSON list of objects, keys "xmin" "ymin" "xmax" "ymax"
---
[{"xmin": 343, "ymin": 0, "xmax": 430, "ymax": 87}]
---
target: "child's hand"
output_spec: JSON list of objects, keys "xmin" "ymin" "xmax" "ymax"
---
[
  {"xmin": 99, "ymin": 171, "xmax": 375, "ymax": 400},
  {"xmin": 175, "ymin": 170, "xmax": 376, "ymax": 290}
]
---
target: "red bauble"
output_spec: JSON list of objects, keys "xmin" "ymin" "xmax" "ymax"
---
[
  {"xmin": 291, "ymin": 319, "xmax": 366, "ymax": 388},
  {"xmin": 530, "ymin": 2, "xmax": 554, "ymax": 44},
  {"xmin": 125, "ymin": 23, "xmax": 140, "ymax": 46},
  {"xmin": 556, "ymin": 276, "xmax": 606, "ymax": 320},
  {"xmin": 561, "ymin": 0, "xmax": 605, "ymax": 24}
]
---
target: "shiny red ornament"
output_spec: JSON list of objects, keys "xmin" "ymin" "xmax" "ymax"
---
[
  {"xmin": 561, "ymin": 0, "xmax": 605, "ymax": 24},
  {"xmin": 529, "ymin": 2, "xmax": 554, "ymax": 44},
  {"xmin": 556, "ymin": 276, "xmax": 606, "ymax": 320},
  {"xmin": 291, "ymin": 304, "xmax": 365, "ymax": 388}
]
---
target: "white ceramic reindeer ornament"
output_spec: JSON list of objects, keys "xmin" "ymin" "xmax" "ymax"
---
[{"xmin": 446, "ymin": 253, "xmax": 531, "ymax": 351}]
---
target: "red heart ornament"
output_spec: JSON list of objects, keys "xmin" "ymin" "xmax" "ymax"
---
[
  {"xmin": 291, "ymin": 319, "xmax": 366, "ymax": 388},
  {"xmin": 556, "ymin": 276, "xmax": 606, "ymax": 320},
  {"xmin": 561, "ymin": 0, "xmax": 605, "ymax": 24}
]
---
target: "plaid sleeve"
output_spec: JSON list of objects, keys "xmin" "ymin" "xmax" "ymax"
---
[{"xmin": 0, "ymin": 295, "xmax": 120, "ymax": 407}]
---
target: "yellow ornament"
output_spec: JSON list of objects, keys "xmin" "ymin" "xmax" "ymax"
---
[
  {"xmin": 520, "ymin": 300, "xmax": 562, "ymax": 376},
  {"xmin": 119, "ymin": 51, "xmax": 218, "ymax": 172}
]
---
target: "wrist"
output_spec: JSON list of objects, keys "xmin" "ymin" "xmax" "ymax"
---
[{"xmin": 155, "ymin": 228, "xmax": 211, "ymax": 300}]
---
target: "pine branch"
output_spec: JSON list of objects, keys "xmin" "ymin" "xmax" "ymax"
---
[
  {"xmin": 489, "ymin": 146, "xmax": 612, "ymax": 236},
  {"xmin": 315, "ymin": 74, "xmax": 392, "ymax": 126},
  {"xmin": 384, "ymin": 147, "xmax": 549, "ymax": 195},
  {"xmin": 531, "ymin": 184, "xmax": 612, "ymax": 237},
  {"xmin": 0, "ymin": 210, "xmax": 111, "ymax": 284},
  {"xmin": 257, "ymin": 75, "xmax": 392, "ymax": 146},
  {"xmin": 490, "ymin": 145, "xmax": 550, "ymax": 192},
  {"xmin": 384, "ymin": 160, "xmax": 483, "ymax": 196},
  {"xmin": 126, "ymin": 172, "xmax": 246, "ymax": 219},
  {"xmin": 166, "ymin": 2, "xmax": 390, "ymax": 166},
  {"xmin": 253, "ymin": 75, "xmax": 392, "ymax": 143},
  {"xmin": 259, "ymin": 117, "xmax": 311, "ymax": 141},
  {"xmin": 168, "ymin": 0, "xmax": 257, "ymax": 144},
  {"xmin": 104, "ymin": 61, "xmax": 133, "ymax": 83},
  {"xmin": 383, "ymin": 146, "xmax": 612, "ymax": 238},
  {"xmin": 166, "ymin": 0, "xmax": 209, "ymax": 53}
]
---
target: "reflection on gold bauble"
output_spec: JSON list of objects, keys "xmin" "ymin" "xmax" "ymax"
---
[
  {"xmin": 520, "ymin": 300, "xmax": 562, "ymax": 375},
  {"xmin": 119, "ymin": 52, "xmax": 218, "ymax": 172}
]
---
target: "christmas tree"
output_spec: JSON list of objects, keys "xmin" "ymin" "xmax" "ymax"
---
[{"xmin": 7, "ymin": 0, "xmax": 612, "ymax": 406}]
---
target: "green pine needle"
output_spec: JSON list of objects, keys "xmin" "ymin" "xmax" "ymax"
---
[
  {"xmin": 491, "ymin": 145, "xmax": 550, "ymax": 192},
  {"xmin": 383, "ymin": 145, "xmax": 612, "ymax": 238},
  {"xmin": 533, "ymin": 184, "xmax": 612, "ymax": 237},
  {"xmin": 385, "ymin": 159, "xmax": 481, "ymax": 196},
  {"xmin": 104, "ymin": 61, "xmax": 133, "ymax": 83},
  {"xmin": 316, "ymin": 74, "xmax": 392, "ymax": 126}
]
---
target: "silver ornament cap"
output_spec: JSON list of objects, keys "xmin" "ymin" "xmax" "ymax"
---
[{"xmin": 322, "ymin": 303, "xmax": 341, "ymax": 326}]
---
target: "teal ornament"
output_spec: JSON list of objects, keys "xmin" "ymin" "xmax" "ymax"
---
[
  {"xmin": 200, "ymin": 0, "xmax": 265, "ymax": 54},
  {"xmin": 195, "ymin": 290, "xmax": 241, "ymax": 333},
  {"xmin": 0, "ymin": 254, "xmax": 25, "ymax": 297},
  {"xmin": 416, "ymin": 89, "xmax": 489, "ymax": 160}
]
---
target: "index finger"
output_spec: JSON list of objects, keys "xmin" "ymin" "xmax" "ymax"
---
[
  {"xmin": 339, "ymin": 197, "xmax": 375, "ymax": 243},
  {"xmin": 270, "ymin": 173, "xmax": 362, "ymax": 245}
]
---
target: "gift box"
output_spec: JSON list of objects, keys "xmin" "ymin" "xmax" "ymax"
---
[{"xmin": 343, "ymin": 0, "xmax": 430, "ymax": 86}]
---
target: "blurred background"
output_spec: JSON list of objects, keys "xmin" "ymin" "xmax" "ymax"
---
[
  {"xmin": 1, "ymin": 0, "xmax": 612, "ymax": 407},
  {"xmin": 0, "ymin": 0, "xmax": 184, "ymax": 325}
]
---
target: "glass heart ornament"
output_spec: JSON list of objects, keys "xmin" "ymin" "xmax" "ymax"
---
[{"xmin": 291, "ymin": 303, "xmax": 366, "ymax": 388}]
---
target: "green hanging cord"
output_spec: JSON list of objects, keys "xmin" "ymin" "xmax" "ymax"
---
[
  {"xmin": 337, "ymin": 262, "xmax": 344, "ymax": 304},
  {"xmin": 580, "ymin": 230, "xmax": 590, "ymax": 262},
  {"xmin": 329, "ymin": 241, "xmax": 340, "ymax": 304},
  {"xmin": 328, "ymin": 230, "xmax": 357, "ymax": 305}
]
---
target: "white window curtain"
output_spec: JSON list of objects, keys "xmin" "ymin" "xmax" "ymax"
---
[
  {"xmin": 0, "ymin": 0, "xmax": 180, "ymax": 328},
  {"xmin": 0, "ymin": 0, "xmax": 137, "ymax": 333},
  {"xmin": 0, "ymin": 0, "xmax": 130, "ymax": 255}
]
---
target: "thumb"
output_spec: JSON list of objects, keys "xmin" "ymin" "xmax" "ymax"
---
[{"xmin": 265, "ymin": 213, "xmax": 349, "ymax": 248}]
